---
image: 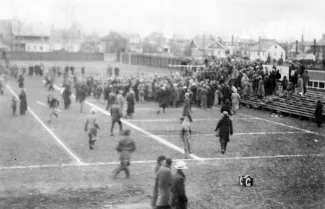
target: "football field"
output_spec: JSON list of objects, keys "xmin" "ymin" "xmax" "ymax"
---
[{"xmin": 0, "ymin": 61, "xmax": 325, "ymax": 209}]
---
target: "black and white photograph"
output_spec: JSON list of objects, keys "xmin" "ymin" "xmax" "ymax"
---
[{"xmin": 0, "ymin": 0, "xmax": 324, "ymax": 208}]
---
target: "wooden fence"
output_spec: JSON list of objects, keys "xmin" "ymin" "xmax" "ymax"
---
[
  {"xmin": 120, "ymin": 53, "xmax": 183, "ymax": 68},
  {"xmin": 8, "ymin": 52, "xmax": 104, "ymax": 61}
]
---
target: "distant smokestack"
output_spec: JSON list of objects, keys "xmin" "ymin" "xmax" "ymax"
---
[
  {"xmin": 232, "ymin": 35, "xmax": 234, "ymax": 46},
  {"xmin": 296, "ymin": 40, "xmax": 298, "ymax": 54},
  {"xmin": 323, "ymin": 34, "xmax": 325, "ymax": 39}
]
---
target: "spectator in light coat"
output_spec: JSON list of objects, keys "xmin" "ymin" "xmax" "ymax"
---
[{"xmin": 297, "ymin": 75, "xmax": 304, "ymax": 98}]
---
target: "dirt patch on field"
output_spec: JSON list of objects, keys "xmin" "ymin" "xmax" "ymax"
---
[{"xmin": 0, "ymin": 185, "xmax": 150, "ymax": 209}]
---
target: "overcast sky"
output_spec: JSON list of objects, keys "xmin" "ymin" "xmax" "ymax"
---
[{"xmin": 1, "ymin": 0, "xmax": 325, "ymax": 41}]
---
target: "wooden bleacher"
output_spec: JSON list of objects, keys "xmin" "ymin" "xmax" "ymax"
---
[{"xmin": 240, "ymin": 89, "xmax": 325, "ymax": 121}]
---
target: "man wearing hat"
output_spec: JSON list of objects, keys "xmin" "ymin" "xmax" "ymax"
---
[
  {"xmin": 171, "ymin": 161, "xmax": 188, "ymax": 209},
  {"xmin": 215, "ymin": 111, "xmax": 233, "ymax": 154},
  {"xmin": 113, "ymin": 130, "xmax": 136, "ymax": 178},
  {"xmin": 85, "ymin": 108, "xmax": 100, "ymax": 149}
]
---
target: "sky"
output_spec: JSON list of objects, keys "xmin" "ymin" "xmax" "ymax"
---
[{"xmin": 0, "ymin": 0, "xmax": 325, "ymax": 41}]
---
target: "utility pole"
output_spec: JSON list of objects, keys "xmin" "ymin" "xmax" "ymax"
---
[{"xmin": 258, "ymin": 36, "xmax": 261, "ymax": 60}]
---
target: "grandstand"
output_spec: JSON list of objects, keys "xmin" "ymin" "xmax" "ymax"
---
[{"xmin": 241, "ymin": 89, "xmax": 325, "ymax": 121}]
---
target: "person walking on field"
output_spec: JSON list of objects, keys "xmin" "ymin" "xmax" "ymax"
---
[
  {"xmin": 19, "ymin": 89, "xmax": 28, "ymax": 115},
  {"xmin": 231, "ymin": 88, "xmax": 241, "ymax": 114},
  {"xmin": 11, "ymin": 96, "xmax": 17, "ymax": 116},
  {"xmin": 126, "ymin": 89, "xmax": 135, "ymax": 119},
  {"xmin": 62, "ymin": 85, "xmax": 72, "ymax": 109},
  {"xmin": 171, "ymin": 161, "xmax": 188, "ymax": 209},
  {"xmin": 117, "ymin": 89, "xmax": 124, "ymax": 118},
  {"xmin": 112, "ymin": 130, "xmax": 136, "ymax": 179},
  {"xmin": 180, "ymin": 117, "xmax": 192, "ymax": 159},
  {"xmin": 110, "ymin": 98, "xmax": 123, "ymax": 136},
  {"xmin": 215, "ymin": 111, "xmax": 233, "ymax": 154},
  {"xmin": 182, "ymin": 93, "xmax": 193, "ymax": 122},
  {"xmin": 47, "ymin": 92, "xmax": 60, "ymax": 123},
  {"xmin": 152, "ymin": 158, "xmax": 173, "ymax": 209},
  {"xmin": 315, "ymin": 100, "xmax": 323, "ymax": 128},
  {"xmin": 84, "ymin": 108, "xmax": 100, "ymax": 149}
]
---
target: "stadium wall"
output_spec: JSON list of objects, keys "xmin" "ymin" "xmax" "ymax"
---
[
  {"xmin": 120, "ymin": 53, "xmax": 183, "ymax": 68},
  {"xmin": 7, "ymin": 52, "xmax": 104, "ymax": 61}
]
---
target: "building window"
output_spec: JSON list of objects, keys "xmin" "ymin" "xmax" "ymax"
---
[
  {"xmin": 275, "ymin": 45, "xmax": 277, "ymax": 49},
  {"xmin": 274, "ymin": 52, "xmax": 277, "ymax": 56},
  {"xmin": 40, "ymin": 46, "xmax": 43, "ymax": 51}
]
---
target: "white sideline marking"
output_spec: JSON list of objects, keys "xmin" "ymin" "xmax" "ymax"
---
[
  {"xmin": 129, "ymin": 118, "xmax": 253, "ymax": 122},
  {"xmin": 36, "ymin": 101, "xmax": 62, "ymax": 113},
  {"xmin": 53, "ymin": 85, "xmax": 202, "ymax": 161},
  {"xmin": 157, "ymin": 131, "xmax": 306, "ymax": 137},
  {"xmin": 213, "ymin": 106, "xmax": 325, "ymax": 138},
  {"xmin": 1, "ymin": 153, "xmax": 324, "ymax": 170},
  {"xmin": 237, "ymin": 112, "xmax": 325, "ymax": 137},
  {"xmin": 6, "ymin": 84, "xmax": 84, "ymax": 165}
]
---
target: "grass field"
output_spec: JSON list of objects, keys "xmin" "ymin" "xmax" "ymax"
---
[{"xmin": 0, "ymin": 61, "xmax": 325, "ymax": 209}]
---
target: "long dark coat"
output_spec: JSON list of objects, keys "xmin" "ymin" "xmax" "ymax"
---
[
  {"xmin": 18, "ymin": 75, "xmax": 24, "ymax": 88},
  {"xmin": 315, "ymin": 103, "xmax": 323, "ymax": 124},
  {"xmin": 215, "ymin": 115, "xmax": 233, "ymax": 143},
  {"xmin": 171, "ymin": 171, "xmax": 188, "ymax": 209},
  {"xmin": 62, "ymin": 87, "xmax": 72, "ymax": 108},
  {"xmin": 19, "ymin": 91, "xmax": 27, "ymax": 114},
  {"xmin": 126, "ymin": 93, "xmax": 135, "ymax": 114}
]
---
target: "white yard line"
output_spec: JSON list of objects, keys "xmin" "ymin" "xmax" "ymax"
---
[
  {"xmin": 237, "ymin": 112, "xmax": 325, "ymax": 137},
  {"xmin": 157, "ymin": 131, "xmax": 306, "ymax": 137},
  {"xmin": 213, "ymin": 106, "xmax": 325, "ymax": 138},
  {"xmin": 129, "ymin": 118, "xmax": 253, "ymax": 122},
  {"xmin": 1, "ymin": 153, "xmax": 324, "ymax": 170},
  {"xmin": 53, "ymin": 85, "xmax": 202, "ymax": 161},
  {"xmin": 6, "ymin": 84, "xmax": 84, "ymax": 165}
]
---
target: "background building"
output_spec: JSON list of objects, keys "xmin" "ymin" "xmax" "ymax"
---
[{"xmin": 250, "ymin": 39, "xmax": 286, "ymax": 61}]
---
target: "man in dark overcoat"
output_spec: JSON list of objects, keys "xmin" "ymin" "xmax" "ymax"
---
[
  {"xmin": 171, "ymin": 161, "xmax": 188, "ymax": 209},
  {"xmin": 19, "ymin": 89, "xmax": 27, "ymax": 115},
  {"xmin": 62, "ymin": 85, "xmax": 72, "ymax": 109},
  {"xmin": 215, "ymin": 111, "xmax": 233, "ymax": 154},
  {"xmin": 110, "ymin": 98, "xmax": 123, "ymax": 136},
  {"xmin": 152, "ymin": 158, "xmax": 173, "ymax": 209}
]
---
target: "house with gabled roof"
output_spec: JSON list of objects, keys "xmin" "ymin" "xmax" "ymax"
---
[
  {"xmin": 249, "ymin": 39, "xmax": 286, "ymax": 61},
  {"xmin": 188, "ymin": 35, "xmax": 228, "ymax": 58},
  {"xmin": 10, "ymin": 20, "xmax": 51, "ymax": 52},
  {"xmin": 100, "ymin": 31, "xmax": 128, "ymax": 53}
]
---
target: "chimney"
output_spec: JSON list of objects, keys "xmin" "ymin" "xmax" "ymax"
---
[
  {"xmin": 323, "ymin": 34, "xmax": 325, "ymax": 39},
  {"xmin": 314, "ymin": 39, "xmax": 316, "ymax": 55},
  {"xmin": 301, "ymin": 35, "xmax": 304, "ymax": 43}
]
